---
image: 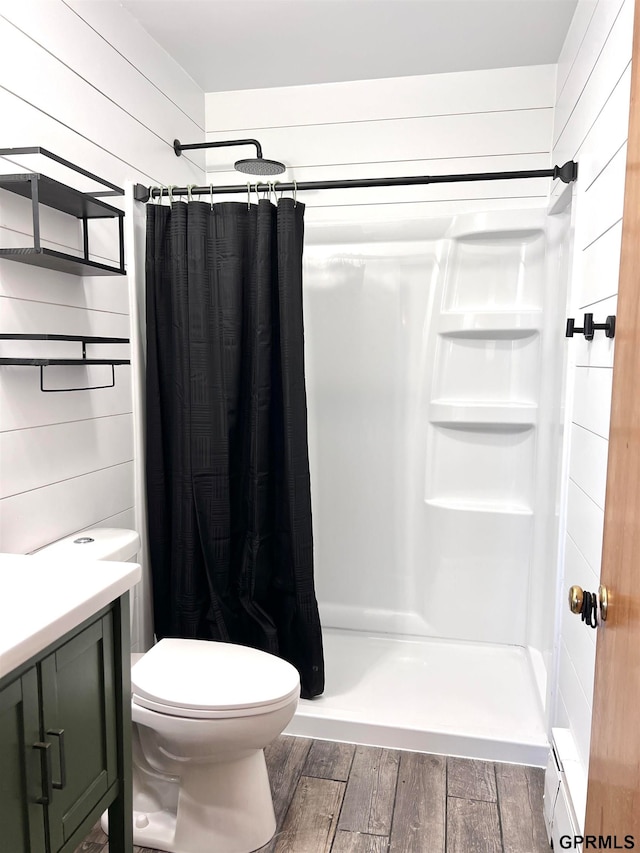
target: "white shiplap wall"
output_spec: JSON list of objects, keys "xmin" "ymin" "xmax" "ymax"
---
[
  {"xmin": 0, "ymin": 0, "xmax": 205, "ymax": 555},
  {"xmin": 205, "ymin": 65, "xmax": 557, "ymax": 219},
  {"xmin": 552, "ymin": 0, "xmax": 633, "ymax": 818}
]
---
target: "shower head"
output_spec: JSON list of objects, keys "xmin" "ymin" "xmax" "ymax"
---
[
  {"xmin": 234, "ymin": 157, "xmax": 286, "ymax": 176},
  {"xmin": 173, "ymin": 138, "xmax": 286, "ymax": 176}
]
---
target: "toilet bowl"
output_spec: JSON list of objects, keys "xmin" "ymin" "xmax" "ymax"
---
[{"xmin": 126, "ymin": 638, "xmax": 300, "ymax": 853}]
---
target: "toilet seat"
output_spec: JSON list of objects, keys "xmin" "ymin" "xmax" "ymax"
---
[{"xmin": 131, "ymin": 638, "xmax": 300, "ymax": 719}]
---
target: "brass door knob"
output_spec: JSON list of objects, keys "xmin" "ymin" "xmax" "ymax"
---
[
  {"xmin": 599, "ymin": 584, "xmax": 608, "ymax": 621},
  {"xmin": 568, "ymin": 584, "xmax": 608, "ymax": 621},
  {"xmin": 569, "ymin": 585, "xmax": 584, "ymax": 614}
]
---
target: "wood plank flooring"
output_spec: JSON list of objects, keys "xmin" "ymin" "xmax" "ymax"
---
[{"xmin": 77, "ymin": 735, "xmax": 550, "ymax": 853}]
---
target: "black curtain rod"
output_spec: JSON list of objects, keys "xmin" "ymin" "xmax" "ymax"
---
[{"xmin": 133, "ymin": 161, "xmax": 577, "ymax": 203}]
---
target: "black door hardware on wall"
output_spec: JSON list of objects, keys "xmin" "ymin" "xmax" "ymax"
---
[
  {"xmin": 0, "ymin": 147, "xmax": 125, "ymax": 276},
  {"xmin": 566, "ymin": 313, "xmax": 616, "ymax": 340}
]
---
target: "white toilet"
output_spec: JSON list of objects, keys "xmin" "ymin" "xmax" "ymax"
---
[
  {"xmin": 34, "ymin": 528, "xmax": 301, "ymax": 853},
  {"xmin": 130, "ymin": 638, "xmax": 299, "ymax": 853}
]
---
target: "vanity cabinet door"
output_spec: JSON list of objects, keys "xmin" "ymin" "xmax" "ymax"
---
[
  {"xmin": 40, "ymin": 613, "xmax": 118, "ymax": 853},
  {"xmin": 0, "ymin": 668, "xmax": 47, "ymax": 853}
]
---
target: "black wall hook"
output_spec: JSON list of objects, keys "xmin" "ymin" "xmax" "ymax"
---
[{"xmin": 566, "ymin": 313, "xmax": 616, "ymax": 341}]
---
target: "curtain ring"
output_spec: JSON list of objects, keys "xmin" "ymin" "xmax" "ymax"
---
[
  {"xmin": 147, "ymin": 185, "xmax": 155, "ymax": 203},
  {"xmin": 187, "ymin": 184, "xmax": 193, "ymax": 202},
  {"xmin": 168, "ymin": 185, "xmax": 174, "ymax": 205},
  {"xmin": 293, "ymin": 179, "xmax": 297, "ymax": 207},
  {"xmin": 210, "ymin": 184, "xmax": 214, "ymax": 210},
  {"xmin": 270, "ymin": 180, "xmax": 278, "ymax": 205},
  {"xmin": 247, "ymin": 182, "xmax": 251, "ymax": 210}
]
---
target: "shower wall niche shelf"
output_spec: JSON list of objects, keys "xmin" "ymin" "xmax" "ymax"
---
[
  {"xmin": 429, "ymin": 401, "xmax": 538, "ymax": 427},
  {"xmin": 0, "ymin": 147, "xmax": 125, "ymax": 276},
  {"xmin": 0, "ymin": 334, "xmax": 130, "ymax": 392},
  {"xmin": 424, "ymin": 498, "xmax": 534, "ymax": 516},
  {"xmin": 438, "ymin": 312, "xmax": 541, "ymax": 338}
]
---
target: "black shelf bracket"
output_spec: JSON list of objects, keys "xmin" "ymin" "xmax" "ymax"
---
[
  {"xmin": 0, "ymin": 148, "xmax": 125, "ymax": 276},
  {"xmin": 566, "ymin": 314, "xmax": 616, "ymax": 341},
  {"xmin": 0, "ymin": 334, "xmax": 130, "ymax": 392}
]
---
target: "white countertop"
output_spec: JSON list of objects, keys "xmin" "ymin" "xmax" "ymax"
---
[{"xmin": 0, "ymin": 554, "xmax": 141, "ymax": 680}]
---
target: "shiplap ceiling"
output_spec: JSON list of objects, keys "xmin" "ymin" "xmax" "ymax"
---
[{"xmin": 120, "ymin": 0, "xmax": 578, "ymax": 92}]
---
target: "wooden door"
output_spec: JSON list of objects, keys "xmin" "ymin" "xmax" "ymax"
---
[
  {"xmin": 585, "ymin": 0, "xmax": 640, "ymax": 839},
  {"xmin": 0, "ymin": 668, "xmax": 47, "ymax": 853},
  {"xmin": 41, "ymin": 613, "xmax": 118, "ymax": 853}
]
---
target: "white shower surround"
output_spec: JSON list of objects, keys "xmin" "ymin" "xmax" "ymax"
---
[{"xmin": 287, "ymin": 205, "xmax": 571, "ymax": 763}]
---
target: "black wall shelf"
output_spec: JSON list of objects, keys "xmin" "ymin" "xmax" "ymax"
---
[
  {"xmin": 2, "ymin": 357, "xmax": 131, "ymax": 366},
  {"xmin": 0, "ymin": 149, "xmax": 126, "ymax": 277},
  {"xmin": 0, "ymin": 247, "xmax": 126, "ymax": 277},
  {"xmin": 0, "ymin": 335, "xmax": 130, "ymax": 392},
  {"xmin": 0, "ymin": 173, "xmax": 122, "ymax": 219}
]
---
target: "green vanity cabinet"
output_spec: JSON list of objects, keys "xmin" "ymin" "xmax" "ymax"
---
[
  {"xmin": 0, "ymin": 667, "xmax": 46, "ymax": 853},
  {"xmin": 0, "ymin": 595, "xmax": 132, "ymax": 853},
  {"xmin": 40, "ymin": 612, "xmax": 118, "ymax": 852}
]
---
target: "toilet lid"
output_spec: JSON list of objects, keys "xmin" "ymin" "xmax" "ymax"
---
[{"xmin": 131, "ymin": 639, "xmax": 300, "ymax": 718}]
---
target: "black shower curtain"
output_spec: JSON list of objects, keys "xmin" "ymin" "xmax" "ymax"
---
[{"xmin": 145, "ymin": 197, "xmax": 324, "ymax": 698}]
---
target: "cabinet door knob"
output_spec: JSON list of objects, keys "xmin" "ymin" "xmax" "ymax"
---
[
  {"xmin": 47, "ymin": 729, "xmax": 66, "ymax": 790},
  {"xmin": 33, "ymin": 742, "xmax": 53, "ymax": 805}
]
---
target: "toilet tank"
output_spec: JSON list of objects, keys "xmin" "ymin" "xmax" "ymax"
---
[
  {"xmin": 32, "ymin": 528, "xmax": 140, "ymax": 563},
  {"xmin": 33, "ymin": 529, "xmax": 141, "ymax": 642}
]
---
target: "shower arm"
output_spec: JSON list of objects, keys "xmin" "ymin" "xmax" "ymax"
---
[{"xmin": 173, "ymin": 138, "xmax": 263, "ymax": 158}]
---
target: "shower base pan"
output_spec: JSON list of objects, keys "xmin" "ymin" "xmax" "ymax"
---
[{"xmin": 285, "ymin": 628, "xmax": 548, "ymax": 766}]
